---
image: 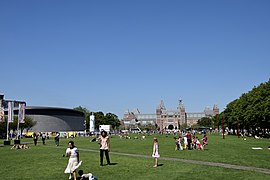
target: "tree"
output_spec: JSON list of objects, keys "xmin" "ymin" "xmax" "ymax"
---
[
  {"xmin": 0, "ymin": 116, "xmax": 35, "ymax": 135},
  {"xmin": 20, "ymin": 116, "xmax": 36, "ymax": 132},
  {"xmin": 94, "ymin": 112, "xmax": 120, "ymax": 130},
  {"xmin": 74, "ymin": 106, "xmax": 89, "ymax": 131},
  {"xmin": 73, "ymin": 106, "xmax": 121, "ymax": 131},
  {"xmin": 197, "ymin": 117, "xmax": 212, "ymax": 127},
  {"xmin": 105, "ymin": 113, "xmax": 120, "ymax": 129},
  {"xmin": 94, "ymin": 111, "xmax": 105, "ymax": 129},
  {"xmin": 223, "ymin": 79, "xmax": 270, "ymax": 135}
]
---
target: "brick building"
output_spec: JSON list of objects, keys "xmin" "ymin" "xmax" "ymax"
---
[{"xmin": 123, "ymin": 99, "xmax": 219, "ymax": 129}]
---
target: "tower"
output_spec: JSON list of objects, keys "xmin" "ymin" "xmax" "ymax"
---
[
  {"xmin": 89, "ymin": 112, "xmax": 95, "ymax": 133},
  {"xmin": 178, "ymin": 99, "xmax": 186, "ymax": 126},
  {"xmin": 213, "ymin": 104, "xmax": 219, "ymax": 116},
  {"xmin": 156, "ymin": 100, "xmax": 166, "ymax": 130},
  {"xmin": 156, "ymin": 100, "xmax": 165, "ymax": 115}
]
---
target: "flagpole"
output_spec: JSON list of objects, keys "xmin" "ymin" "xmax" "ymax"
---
[
  {"xmin": 17, "ymin": 104, "xmax": 20, "ymax": 140},
  {"xmin": 17, "ymin": 120, "xmax": 20, "ymax": 140},
  {"xmin": 6, "ymin": 118, "xmax": 9, "ymax": 141},
  {"xmin": 7, "ymin": 101, "xmax": 14, "ymax": 141}
]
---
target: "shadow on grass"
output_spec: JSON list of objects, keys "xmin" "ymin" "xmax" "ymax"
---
[
  {"xmin": 158, "ymin": 164, "xmax": 164, "ymax": 167},
  {"xmin": 109, "ymin": 163, "xmax": 118, "ymax": 166}
]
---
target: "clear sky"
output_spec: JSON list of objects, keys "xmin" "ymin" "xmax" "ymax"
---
[{"xmin": 1, "ymin": 0, "xmax": 269, "ymax": 118}]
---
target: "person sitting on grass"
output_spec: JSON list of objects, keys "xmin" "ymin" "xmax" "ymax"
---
[
  {"xmin": 196, "ymin": 137, "xmax": 203, "ymax": 150},
  {"xmin": 192, "ymin": 137, "xmax": 197, "ymax": 149},
  {"xmin": 78, "ymin": 170, "xmax": 97, "ymax": 180}
]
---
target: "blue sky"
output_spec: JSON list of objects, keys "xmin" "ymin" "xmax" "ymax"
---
[{"xmin": 1, "ymin": 0, "xmax": 270, "ymax": 118}]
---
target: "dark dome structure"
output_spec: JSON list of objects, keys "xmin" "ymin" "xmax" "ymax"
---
[{"xmin": 24, "ymin": 106, "xmax": 84, "ymax": 132}]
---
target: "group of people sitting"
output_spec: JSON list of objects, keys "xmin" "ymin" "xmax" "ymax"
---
[
  {"xmin": 174, "ymin": 132, "xmax": 208, "ymax": 151},
  {"xmin": 11, "ymin": 143, "xmax": 29, "ymax": 150}
]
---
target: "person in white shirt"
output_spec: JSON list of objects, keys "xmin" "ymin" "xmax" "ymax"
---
[
  {"xmin": 98, "ymin": 130, "xmax": 111, "ymax": 166},
  {"xmin": 64, "ymin": 141, "xmax": 81, "ymax": 180}
]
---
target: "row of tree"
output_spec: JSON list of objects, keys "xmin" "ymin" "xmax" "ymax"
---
[
  {"xmin": 0, "ymin": 116, "xmax": 36, "ymax": 137},
  {"xmin": 197, "ymin": 79, "xmax": 270, "ymax": 135},
  {"xmin": 74, "ymin": 106, "xmax": 121, "ymax": 131}
]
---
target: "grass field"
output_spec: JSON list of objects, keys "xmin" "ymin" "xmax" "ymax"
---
[{"xmin": 0, "ymin": 133, "xmax": 269, "ymax": 180}]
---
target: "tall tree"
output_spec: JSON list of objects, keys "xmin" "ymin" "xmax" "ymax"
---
[
  {"xmin": 74, "ymin": 106, "xmax": 89, "ymax": 131},
  {"xmin": 223, "ymin": 79, "xmax": 270, "ymax": 135}
]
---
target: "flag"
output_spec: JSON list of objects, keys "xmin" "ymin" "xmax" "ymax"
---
[
  {"xmin": 0, "ymin": 100, "xmax": 4, "ymax": 122},
  {"xmin": 8, "ymin": 101, "xmax": 14, "ymax": 123},
  {"xmin": 18, "ymin": 103, "xmax": 26, "ymax": 123}
]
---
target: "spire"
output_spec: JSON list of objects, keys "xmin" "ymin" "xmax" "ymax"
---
[
  {"xmin": 157, "ymin": 100, "xmax": 166, "ymax": 110},
  {"xmin": 178, "ymin": 98, "xmax": 185, "ymax": 109}
]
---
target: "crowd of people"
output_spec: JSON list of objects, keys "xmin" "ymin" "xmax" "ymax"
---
[{"xmin": 174, "ymin": 131, "xmax": 208, "ymax": 151}]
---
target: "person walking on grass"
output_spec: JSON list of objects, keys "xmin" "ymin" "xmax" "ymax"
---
[
  {"xmin": 55, "ymin": 133, "xmax": 60, "ymax": 146},
  {"xmin": 98, "ymin": 130, "xmax": 111, "ymax": 166},
  {"xmin": 33, "ymin": 133, "xmax": 38, "ymax": 146},
  {"xmin": 64, "ymin": 141, "xmax": 81, "ymax": 180},
  {"xmin": 41, "ymin": 133, "xmax": 46, "ymax": 145},
  {"xmin": 152, "ymin": 137, "xmax": 160, "ymax": 167}
]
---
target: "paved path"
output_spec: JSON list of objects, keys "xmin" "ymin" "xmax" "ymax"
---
[{"xmin": 77, "ymin": 148, "xmax": 270, "ymax": 175}]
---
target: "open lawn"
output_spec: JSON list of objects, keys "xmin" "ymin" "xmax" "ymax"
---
[{"xmin": 0, "ymin": 133, "xmax": 269, "ymax": 179}]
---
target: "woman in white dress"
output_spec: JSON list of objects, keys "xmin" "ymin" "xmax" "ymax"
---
[
  {"xmin": 65, "ymin": 141, "xmax": 81, "ymax": 180},
  {"xmin": 152, "ymin": 137, "xmax": 160, "ymax": 167}
]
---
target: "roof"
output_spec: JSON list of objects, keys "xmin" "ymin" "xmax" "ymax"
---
[{"xmin": 6, "ymin": 106, "xmax": 85, "ymax": 117}]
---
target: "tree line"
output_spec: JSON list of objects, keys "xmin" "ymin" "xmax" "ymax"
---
[
  {"xmin": 197, "ymin": 79, "xmax": 270, "ymax": 136},
  {"xmin": 73, "ymin": 106, "xmax": 121, "ymax": 131},
  {"xmin": 0, "ymin": 116, "xmax": 36, "ymax": 137}
]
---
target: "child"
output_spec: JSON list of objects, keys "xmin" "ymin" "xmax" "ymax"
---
[
  {"xmin": 196, "ymin": 137, "xmax": 203, "ymax": 150},
  {"xmin": 78, "ymin": 170, "xmax": 97, "ymax": 180},
  {"xmin": 202, "ymin": 135, "xmax": 208, "ymax": 148},
  {"xmin": 178, "ymin": 136, "xmax": 183, "ymax": 150},
  {"xmin": 192, "ymin": 137, "xmax": 197, "ymax": 149},
  {"xmin": 183, "ymin": 135, "xmax": 188, "ymax": 150},
  {"xmin": 152, "ymin": 138, "xmax": 160, "ymax": 167}
]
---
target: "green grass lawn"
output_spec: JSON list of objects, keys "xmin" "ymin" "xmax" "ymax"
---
[{"xmin": 0, "ymin": 133, "xmax": 269, "ymax": 179}]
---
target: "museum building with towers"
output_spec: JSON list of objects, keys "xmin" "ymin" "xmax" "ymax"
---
[{"xmin": 122, "ymin": 99, "xmax": 219, "ymax": 130}]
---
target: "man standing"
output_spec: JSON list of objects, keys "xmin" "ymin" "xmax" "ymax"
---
[
  {"xmin": 186, "ymin": 131, "xmax": 192, "ymax": 150},
  {"xmin": 55, "ymin": 133, "xmax": 60, "ymax": 146},
  {"xmin": 42, "ymin": 133, "xmax": 46, "ymax": 145}
]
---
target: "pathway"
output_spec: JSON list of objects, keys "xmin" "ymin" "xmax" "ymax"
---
[{"xmin": 77, "ymin": 148, "xmax": 270, "ymax": 175}]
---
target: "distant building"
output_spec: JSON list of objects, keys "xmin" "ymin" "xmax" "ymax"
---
[
  {"xmin": 1, "ymin": 94, "xmax": 84, "ymax": 132},
  {"xmin": 122, "ymin": 100, "xmax": 219, "ymax": 129},
  {"xmin": 24, "ymin": 106, "xmax": 84, "ymax": 132},
  {"xmin": 5, "ymin": 106, "xmax": 84, "ymax": 132}
]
